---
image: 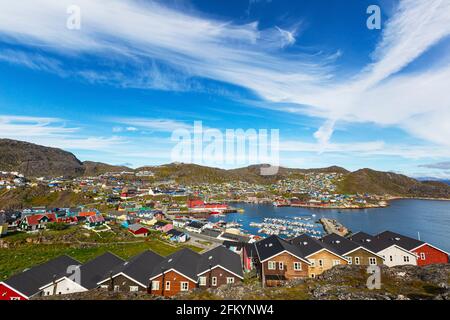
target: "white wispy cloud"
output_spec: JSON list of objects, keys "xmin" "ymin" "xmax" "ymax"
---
[
  {"xmin": 0, "ymin": 115, "xmax": 125, "ymax": 151},
  {"xmin": 0, "ymin": 0, "xmax": 449, "ymax": 153},
  {"xmin": 113, "ymin": 118, "xmax": 193, "ymax": 132}
]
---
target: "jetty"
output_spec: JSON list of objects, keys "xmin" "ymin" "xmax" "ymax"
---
[{"xmin": 320, "ymin": 218, "xmax": 349, "ymax": 236}]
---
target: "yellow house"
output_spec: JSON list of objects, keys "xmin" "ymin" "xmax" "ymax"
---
[{"xmin": 289, "ymin": 234, "xmax": 348, "ymax": 278}]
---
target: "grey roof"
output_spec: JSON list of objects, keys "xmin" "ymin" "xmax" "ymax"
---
[
  {"xmin": 128, "ymin": 223, "xmax": 148, "ymax": 232},
  {"xmin": 103, "ymin": 250, "xmax": 164, "ymax": 287},
  {"xmin": 197, "ymin": 246, "xmax": 243, "ymax": 278},
  {"xmin": 289, "ymin": 233, "xmax": 330, "ymax": 256},
  {"xmin": 319, "ymin": 233, "xmax": 360, "ymax": 256},
  {"xmin": 221, "ymin": 232, "xmax": 250, "ymax": 243},
  {"xmin": 167, "ymin": 229, "xmax": 184, "ymax": 237},
  {"xmin": 255, "ymin": 235, "xmax": 308, "ymax": 262},
  {"xmin": 78, "ymin": 252, "xmax": 125, "ymax": 289},
  {"xmin": 374, "ymin": 230, "xmax": 424, "ymax": 251},
  {"xmin": 4, "ymin": 255, "xmax": 80, "ymax": 298},
  {"xmin": 347, "ymin": 231, "xmax": 380, "ymax": 252},
  {"xmin": 149, "ymin": 248, "xmax": 202, "ymax": 281},
  {"xmin": 201, "ymin": 228, "xmax": 222, "ymax": 238}
]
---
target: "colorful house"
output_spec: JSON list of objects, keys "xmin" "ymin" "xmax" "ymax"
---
[
  {"xmin": 128, "ymin": 223, "xmax": 150, "ymax": 237},
  {"xmin": 18, "ymin": 213, "xmax": 57, "ymax": 232}
]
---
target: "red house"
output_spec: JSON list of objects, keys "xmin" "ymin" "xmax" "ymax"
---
[
  {"xmin": 128, "ymin": 223, "xmax": 150, "ymax": 237},
  {"xmin": 0, "ymin": 282, "xmax": 28, "ymax": 300},
  {"xmin": 411, "ymin": 243, "xmax": 449, "ymax": 266}
]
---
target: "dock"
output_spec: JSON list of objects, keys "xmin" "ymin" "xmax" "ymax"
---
[{"xmin": 320, "ymin": 218, "xmax": 349, "ymax": 237}]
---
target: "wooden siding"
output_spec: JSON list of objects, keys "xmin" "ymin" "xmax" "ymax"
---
[
  {"xmin": 150, "ymin": 271, "xmax": 196, "ymax": 297},
  {"xmin": 307, "ymin": 250, "xmax": 348, "ymax": 277}
]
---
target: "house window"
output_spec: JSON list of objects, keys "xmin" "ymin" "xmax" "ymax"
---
[
  {"xmin": 369, "ymin": 257, "xmax": 377, "ymax": 266},
  {"xmin": 151, "ymin": 281, "xmax": 160, "ymax": 290},
  {"xmin": 310, "ymin": 274, "xmax": 315, "ymax": 278},
  {"xmin": 114, "ymin": 285, "xmax": 120, "ymax": 292},
  {"xmin": 130, "ymin": 286, "xmax": 139, "ymax": 292},
  {"xmin": 310, "ymin": 259, "xmax": 316, "ymax": 267},
  {"xmin": 165, "ymin": 281, "xmax": 171, "ymax": 291},
  {"xmin": 267, "ymin": 261, "xmax": 276, "ymax": 270},
  {"xmin": 278, "ymin": 262, "xmax": 284, "ymax": 270},
  {"xmin": 226, "ymin": 277, "xmax": 235, "ymax": 284},
  {"xmin": 403, "ymin": 256, "xmax": 410, "ymax": 263},
  {"xmin": 181, "ymin": 282, "xmax": 189, "ymax": 291},
  {"xmin": 420, "ymin": 253, "xmax": 426, "ymax": 260},
  {"xmin": 199, "ymin": 276, "xmax": 207, "ymax": 286},
  {"xmin": 318, "ymin": 259, "xmax": 324, "ymax": 267},
  {"xmin": 347, "ymin": 257, "xmax": 352, "ymax": 264},
  {"xmin": 100, "ymin": 285, "xmax": 108, "ymax": 289},
  {"xmin": 293, "ymin": 262, "xmax": 302, "ymax": 271},
  {"xmin": 332, "ymin": 260, "xmax": 340, "ymax": 266},
  {"xmin": 355, "ymin": 257, "xmax": 360, "ymax": 265},
  {"xmin": 10, "ymin": 297, "xmax": 21, "ymax": 300},
  {"xmin": 389, "ymin": 256, "xmax": 393, "ymax": 262},
  {"xmin": 212, "ymin": 277, "xmax": 217, "ymax": 286}
]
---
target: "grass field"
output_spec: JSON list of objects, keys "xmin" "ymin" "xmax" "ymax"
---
[{"xmin": 0, "ymin": 226, "xmax": 201, "ymax": 281}]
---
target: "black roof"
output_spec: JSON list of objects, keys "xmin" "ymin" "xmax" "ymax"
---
[
  {"xmin": 255, "ymin": 235, "xmax": 308, "ymax": 262},
  {"xmin": 201, "ymin": 228, "xmax": 222, "ymax": 238},
  {"xmin": 167, "ymin": 229, "xmax": 184, "ymax": 237},
  {"xmin": 347, "ymin": 231, "xmax": 380, "ymax": 252},
  {"xmin": 103, "ymin": 250, "xmax": 164, "ymax": 287},
  {"xmin": 149, "ymin": 248, "xmax": 201, "ymax": 281},
  {"xmin": 221, "ymin": 232, "xmax": 250, "ymax": 243},
  {"xmin": 78, "ymin": 252, "xmax": 125, "ymax": 289},
  {"xmin": 186, "ymin": 221, "xmax": 205, "ymax": 229},
  {"xmin": 374, "ymin": 230, "xmax": 424, "ymax": 251},
  {"xmin": 197, "ymin": 246, "xmax": 243, "ymax": 278},
  {"xmin": 289, "ymin": 233, "xmax": 330, "ymax": 256},
  {"xmin": 4, "ymin": 255, "xmax": 80, "ymax": 298},
  {"xmin": 319, "ymin": 233, "xmax": 360, "ymax": 256}
]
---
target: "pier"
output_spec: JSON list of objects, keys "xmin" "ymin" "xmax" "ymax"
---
[{"xmin": 320, "ymin": 218, "xmax": 349, "ymax": 237}]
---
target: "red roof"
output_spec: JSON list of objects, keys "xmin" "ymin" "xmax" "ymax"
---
[
  {"xmin": 78, "ymin": 211, "xmax": 97, "ymax": 217},
  {"xmin": 24, "ymin": 213, "xmax": 56, "ymax": 226}
]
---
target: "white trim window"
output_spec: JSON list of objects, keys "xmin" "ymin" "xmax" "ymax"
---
[
  {"xmin": 278, "ymin": 262, "xmax": 284, "ymax": 270},
  {"xmin": 180, "ymin": 282, "xmax": 189, "ymax": 291},
  {"xmin": 310, "ymin": 273, "xmax": 315, "ymax": 278},
  {"xmin": 212, "ymin": 277, "xmax": 217, "ymax": 286},
  {"xmin": 310, "ymin": 259, "xmax": 316, "ymax": 267},
  {"xmin": 347, "ymin": 257, "xmax": 352, "ymax": 264},
  {"xmin": 293, "ymin": 262, "xmax": 302, "ymax": 271},
  {"xmin": 403, "ymin": 256, "xmax": 410, "ymax": 263},
  {"xmin": 165, "ymin": 281, "xmax": 171, "ymax": 291},
  {"xmin": 114, "ymin": 285, "xmax": 120, "ymax": 292},
  {"xmin": 420, "ymin": 252, "xmax": 426, "ymax": 260},
  {"xmin": 267, "ymin": 261, "xmax": 276, "ymax": 270},
  {"xmin": 369, "ymin": 257, "xmax": 377, "ymax": 266},
  {"xmin": 199, "ymin": 276, "xmax": 207, "ymax": 286},
  {"xmin": 100, "ymin": 285, "xmax": 108, "ymax": 289},
  {"xmin": 226, "ymin": 277, "xmax": 235, "ymax": 284},
  {"xmin": 332, "ymin": 260, "xmax": 341, "ymax": 266},
  {"xmin": 318, "ymin": 259, "xmax": 324, "ymax": 267},
  {"xmin": 151, "ymin": 281, "xmax": 160, "ymax": 290},
  {"xmin": 129, "ymin": 286, "xmax": 139, "ymax": 292},
  {"xmin": 355, "ymin": 257, "xmax": 360, "ymax": 265}
]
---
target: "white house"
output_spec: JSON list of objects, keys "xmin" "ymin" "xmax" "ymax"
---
[{"xmin": 377, "ymin": 245, "xmax": 417, "ymax": 267}]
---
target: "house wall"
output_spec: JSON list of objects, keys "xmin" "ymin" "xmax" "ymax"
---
[
  {"xmin": 379, "ymin": 246, "xmax": 417, "ymax": 267},
  {"xmin": 150, "ymin": 271, "xmax": 196, "ymax": 297},
  {"xmin": 345, "ymin": 248, "xmax": 384, "ymax": 266},
  {"xmin": 413, "ymin": 245, "xmax": 449, "ymax": 266},
  {"xmin": 198, "ymin": 267, "xmax": 242, "ymax": 288},
  {"xmin": 101, "ymin": 274, "xmax": 147, "ymax": 292},
  {"xmin": 0, "ymin": 283, "xmax": 27, "ymax": 300},
  {"xmin": 41, "ymin": 278, "xmax": 87, "ymax": 296},
  {"xmin": 260, "ymin": 252, "xmax": 309, "ymax": 287},
  {"xmin": 307, "ymin": 251, "xmax": 348, "ymax": 277}
]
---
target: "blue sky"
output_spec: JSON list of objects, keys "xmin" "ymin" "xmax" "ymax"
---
[{"xmin": 0, "ymin": 0, "xmax": 450, "ymax": 178}]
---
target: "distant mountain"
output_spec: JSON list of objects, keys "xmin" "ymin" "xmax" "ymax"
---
[
  {"xmin": 337, "ymin": 168, "xmax": 450, "ymax": 198},
  {"xmin": 0, "ymin": 139, "xmax": 131, "ymax": 177},
  {"xmin": 0, "ymin": 139, "xmax": 84, "ymax": 177},
  {"xmin": 82, "ymin": 161, "xmax": 131, "ymax": 176},
  {"xmin": 1, "ymin": 139, "xmax": 449, "ymax": 199}
]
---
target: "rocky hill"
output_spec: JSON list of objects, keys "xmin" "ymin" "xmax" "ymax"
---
[
  {"xmin": 337, "ymin": 168, "xmax": 450, "ymax": 198},
  {"xmin": 0, "ymin": 139, "xmax": 84, "ymax": 177}
]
